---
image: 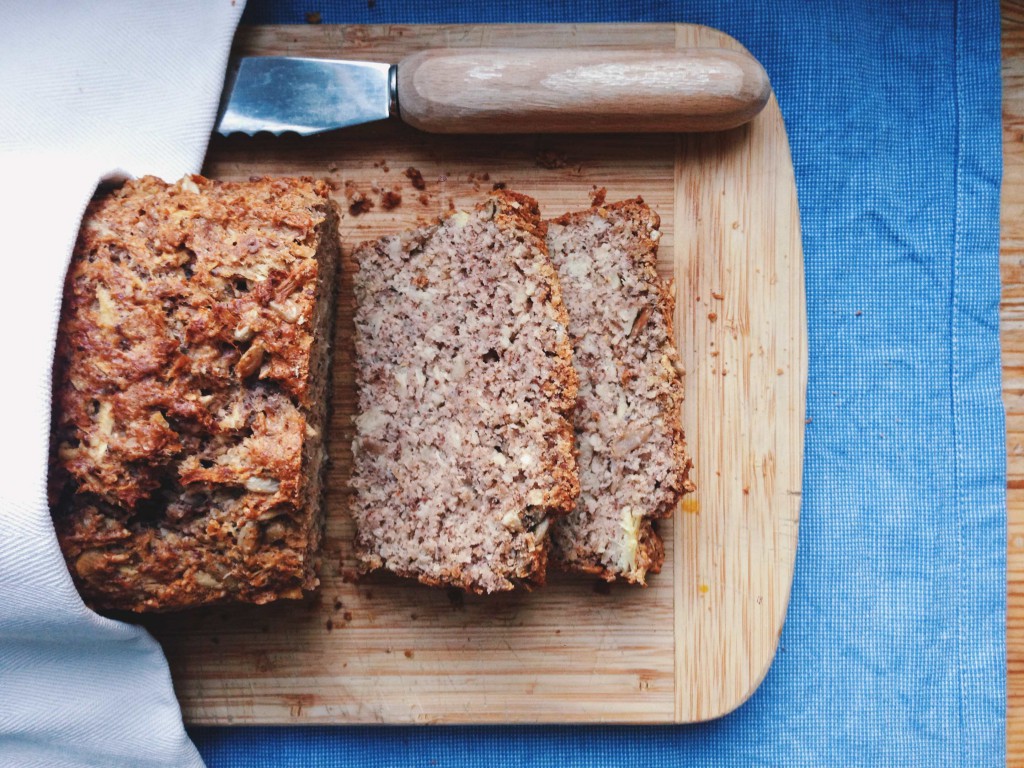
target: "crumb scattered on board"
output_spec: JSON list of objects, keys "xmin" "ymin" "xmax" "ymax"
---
[
  {"xmin": 535, "ymin": 149, "xmax": 568, "ymax": 169},
  {"xmin": 348, "ymin": 193, "xmax": 373, "ymax": 216},
  {"xmin": 404, "ymin": 167, "xmax": 426, "ymax": 190},
  {"xmin": 380, "ymin": 188, "xmax": 402, "ymax": 210},
  {"xmin": 343, "ymin": 181, "xmax": 374, "ymax": 216}
]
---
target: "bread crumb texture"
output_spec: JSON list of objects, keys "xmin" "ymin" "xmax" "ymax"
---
[
  {"xmin": 350, "ymin": 191, "xmax": 579, "ymax": 593},
  {"xmin": 547, "ymin": 199, "xmax": 694, "ymax": 584},
  {"xmin": 50, "ymin": 175, "xmax": 339, "ymax": 612}
]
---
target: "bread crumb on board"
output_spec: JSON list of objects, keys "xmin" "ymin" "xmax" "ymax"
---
[
  {"xmin": 536, "ymin": 149, "xmax": 569, "ymax": 169},
  {"xmin": 404, "ymin": 166, "xmax": 427, "ymax": 190}
]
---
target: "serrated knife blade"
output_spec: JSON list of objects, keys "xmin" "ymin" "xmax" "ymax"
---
[{"xmin": 217, "ymin": 57, "xmax": 394, "ymax": 136}]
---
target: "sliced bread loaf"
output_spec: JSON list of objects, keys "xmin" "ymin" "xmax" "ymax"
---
[
  {"xmin": 547, "ymin": 198, "xmax": 693, "ymax": 584},
  {"xmin": 350, "ymin": 191, "xmax": 579, "ymax": 593}
]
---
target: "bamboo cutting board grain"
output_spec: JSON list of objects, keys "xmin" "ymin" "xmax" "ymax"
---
[{"xmin": 143, "ymin": 23, "xmax": 805, "ymax": 725}]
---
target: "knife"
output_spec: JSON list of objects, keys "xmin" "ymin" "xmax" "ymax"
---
[{"xmin": 216, "ymin": 48, "xmax": 770, "ymax": 136}]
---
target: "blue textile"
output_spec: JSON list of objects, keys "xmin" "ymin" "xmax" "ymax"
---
[{"xmin": 192, "ymin": 1, "xmax": 1006, "ymax": 765}]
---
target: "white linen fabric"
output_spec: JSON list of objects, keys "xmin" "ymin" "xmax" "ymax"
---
[{"xmin": 0, "ymin": 3, "xmax": 245, "ymax": 766}]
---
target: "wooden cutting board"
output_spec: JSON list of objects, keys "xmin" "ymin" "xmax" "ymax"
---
[{"xmin": 143, "ymin": 22, "xmax": 805, "ymax": 725}]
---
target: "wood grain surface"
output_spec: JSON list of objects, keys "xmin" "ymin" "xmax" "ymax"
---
[
  {"xmin": 1004, "ymin": 3, "xmax": 1024, "ymax": 762},
  {"xmin": 395, "ymin": 47, "xmax": 770, "ymax": 133},
  {"xmin": 144, "ymin": 23, "xmax": 804, "ymax": 726}
]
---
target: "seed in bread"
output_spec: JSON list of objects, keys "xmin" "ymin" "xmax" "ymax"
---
[
  {"xmin": 547, "ymin": 198, "xmax": 693, "ymax": 584},
  {"xmin": 350, "ymin": 191, "xmax": 579, "ymax": 593},
  {"xmin": 49, "ymin": 175, "xmax": 339, "ymax": 612}
]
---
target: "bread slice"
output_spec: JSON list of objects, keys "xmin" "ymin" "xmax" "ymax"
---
[
  {"xmin": 547, "ymin": 198, "xmax": 693, "ymax": 584},
  {"xmin": 50, "ymin": 175, "xmax": 339, "ymax": 612},
  {"xmin": 350, "ymin": 191, "xmax": 578, "ymax": 593}
]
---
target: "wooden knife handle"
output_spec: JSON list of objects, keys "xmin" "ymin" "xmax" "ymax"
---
[{"xmin": 395, "ymin": 47, "xmax": 771, "ymax": 134}]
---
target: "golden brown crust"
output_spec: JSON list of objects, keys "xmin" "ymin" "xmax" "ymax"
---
[
  {"xmin": 50, "ymin": 175, "xmax": 339, "ymax": 612},
  {"xmin": 577, "ymin": 521, "xmax": 664, "ymax": 582}
]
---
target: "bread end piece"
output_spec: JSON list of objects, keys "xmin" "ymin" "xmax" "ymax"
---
[{"xmin": 50, "ymin": 175, "xmax": 339, "ymax": 612}]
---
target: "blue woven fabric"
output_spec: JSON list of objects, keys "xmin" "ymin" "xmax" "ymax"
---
[{"xmin": 192, "ymin": 2, "xmax": 1006, "ymax": 765}]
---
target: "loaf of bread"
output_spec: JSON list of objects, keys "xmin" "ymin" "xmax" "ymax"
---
[
  {"xmin": 547, "ymin": 198, "xmax": 693, "ymax": 584},
  {"xmin": 49, "ymin": 175, "xmax": 339, "ymax": 612},
  {"xmin": 350, "ymin": 191, "xmax": 579, "ymax": 593}
]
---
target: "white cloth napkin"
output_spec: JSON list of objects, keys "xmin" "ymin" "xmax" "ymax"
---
[{"xmin": 0, "ymin": 3, "xmax": 245, "ymax": 766}]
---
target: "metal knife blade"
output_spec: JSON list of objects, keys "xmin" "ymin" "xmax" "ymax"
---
[
  {"xmin": 216, "ymin": 57, "xmax": 395, "ymax": 137},
  {"xmin": 216, "ymin": 48, "xmax": 771, "ymax": 137}
]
